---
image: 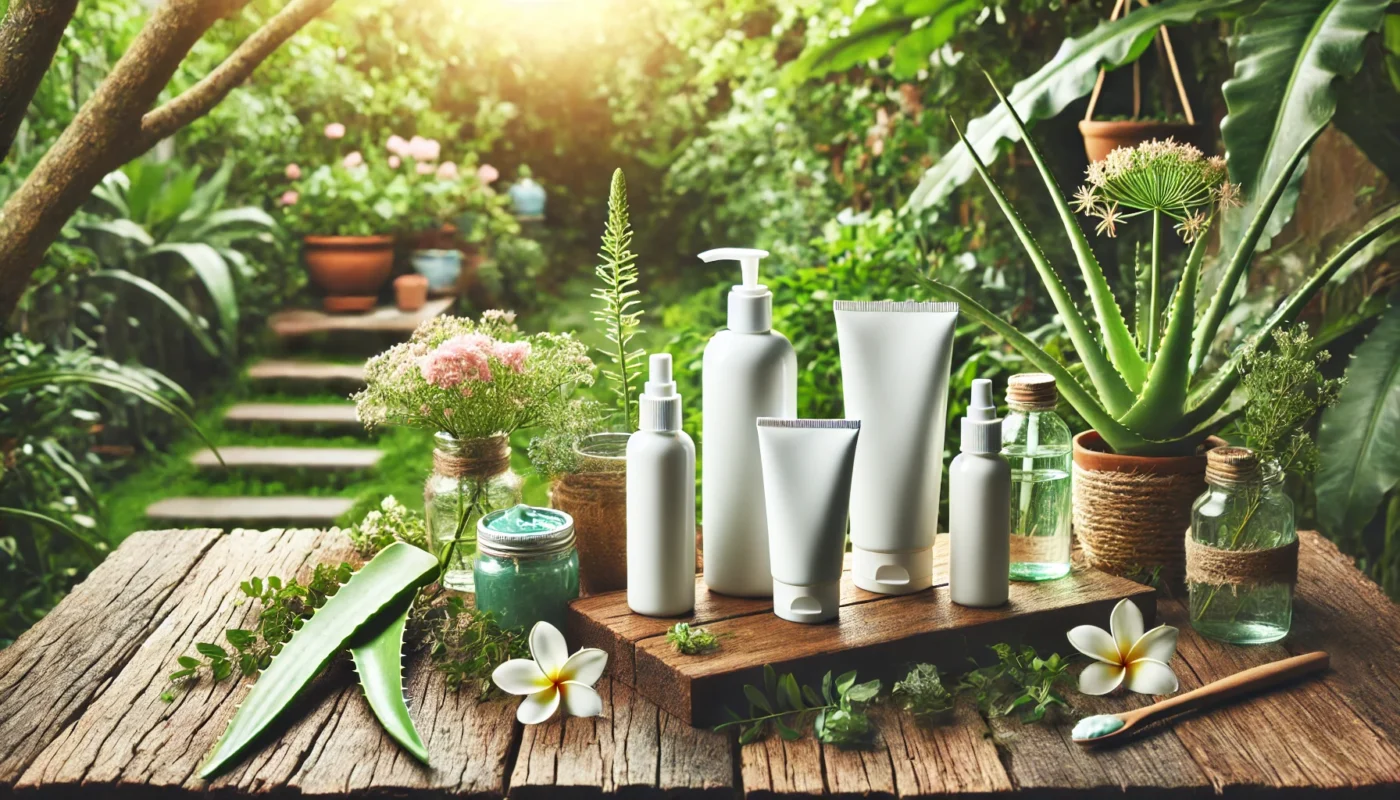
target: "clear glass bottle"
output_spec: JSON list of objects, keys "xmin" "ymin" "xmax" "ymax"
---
[
  {"xmin": 1188, "ymin": 447, "xmax": 1296, "ymax": 644},
  {"xmin": 474, "ymin": 506, "xmax": 579, "ymax": 632},
  {"xmin": 425, "ymin": 433, "xmax": 522, "ymax": 592},
  {"xmin": 1001, "ymin": 373, "xmax": 1073, "ymax": 582}
]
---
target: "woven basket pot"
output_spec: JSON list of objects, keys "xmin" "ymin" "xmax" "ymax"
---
[
  {"xmin": 549, "ymin": 433, "xmax": 628, "ymax": 596},
  {"xmin": 1072, "ymin": 430, "xmax": 1226, "ymax": 588}
]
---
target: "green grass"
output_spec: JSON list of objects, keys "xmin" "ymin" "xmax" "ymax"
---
[{"xmin": 102, "ymin": 385, "xmax": 550, "ymax": 542}]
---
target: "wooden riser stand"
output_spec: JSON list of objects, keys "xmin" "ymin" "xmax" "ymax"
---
[{"xmin": 568, "ymin": 534, "xmax": 1155, "ymax": 727}]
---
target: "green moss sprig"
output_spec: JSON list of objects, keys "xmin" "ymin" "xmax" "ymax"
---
[{"xmin": 666, "ymin": 622, "xmax": 722, "ymax": 655}]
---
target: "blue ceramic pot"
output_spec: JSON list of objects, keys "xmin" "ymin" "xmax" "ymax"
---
[
  {"xmin": 509, "ymin": 178, "xmax": 547, "ymax": 218},
  {"xmin": 411, "ymin": 249, "xmax": 463, "ymax": 293}
]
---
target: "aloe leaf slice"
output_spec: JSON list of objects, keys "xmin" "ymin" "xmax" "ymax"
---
[
  {"xmin": 199, "ymin": 543, "xmax": 439, "ymax": 778},
  {"xmin": 349, "ymin": 593, "xmax": 429, "ymax": 765}
]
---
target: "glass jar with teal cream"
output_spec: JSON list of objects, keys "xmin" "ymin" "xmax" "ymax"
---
[
  {"xmin": 1187, "ymin": 447, "xmax": 1297, "ymax": 644},
  {"xmin": 473, "ymin": 505, "xmax": 579, "ymax": 632}
]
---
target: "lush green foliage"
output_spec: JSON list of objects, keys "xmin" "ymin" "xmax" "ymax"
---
[
  {"xmin": 893, "ymin": 644, "xmax": 1075, "ymax": 725},
  {"xmin": 717, "ymin": 665, "xmax": 881, "ymax": 747},
  {"xmin": 665, "ymin": 622, "xmax": 722, "ymax": 655}
]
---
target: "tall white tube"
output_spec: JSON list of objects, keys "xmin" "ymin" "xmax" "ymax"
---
[
  {"xmin": 834, "ymin": 300, "xmax": 958, "ymax": 595},
  {"xmin": 756, "ymin": 418, "xmax": 861, "ymax": 624}
]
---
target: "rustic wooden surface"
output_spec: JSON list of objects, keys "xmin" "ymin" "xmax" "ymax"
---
[
  {"xmin": 3, "ymin": 529, "xmax": 1399, "ymax": 798},
  {"xmin": 571, "ymin": 535, "xmax": 1156, "ymax": 726}
]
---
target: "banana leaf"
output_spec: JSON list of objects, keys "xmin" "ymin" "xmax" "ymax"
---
[
  {"xmin": 784, "ymin": 0, "xmax": 979, "ymax": 84},
  {"xmin": 1218, "ymin": 0, "xmax": 1390, "ymax": 259},
  {"xmin": 1316, "ymin": 302, "xmax": 1400, "ymax": 540}
]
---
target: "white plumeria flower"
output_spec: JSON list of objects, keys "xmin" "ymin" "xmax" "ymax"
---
[
  {"xmin": 1068, "ymin": 599, "xmax": 1180, "ymax": 696},
  {"xmin": 491, "ymin": 621, "xmax": 608, "ymax": 724}
]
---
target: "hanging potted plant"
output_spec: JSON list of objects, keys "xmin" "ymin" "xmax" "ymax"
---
[
  {"xmin": 280, "ymin": 124, "xmax": 408, "ymax": 313},
  {"xmin": 1077, "ymin": 0, "xmax": 1202, "ymax": 162},
  {"xmin": 530, "ymin": 169, "xmax": 643, "ymax": 596},
  {"xmin": 354, "ymin": 310, "xmax": 597, "ymax": 592},
  {"xmin": 923, "ymin": 84, "xmax": 1400, "ymax": 586}
]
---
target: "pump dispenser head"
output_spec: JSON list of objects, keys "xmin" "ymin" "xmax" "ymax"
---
[
  {"xmin": 961, "ymin": 378, "xmax": 1002, "ymax": 454},
  {"xmin": 639, "ymin": 353, "xmax": 683, "ymax": 432},
  {"xmin": 698, "ymin": 247, "xmax": 772, "ymax": 333}
]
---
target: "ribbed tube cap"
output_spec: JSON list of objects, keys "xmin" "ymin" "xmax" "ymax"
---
[{"xmin": 639, "ymin": 353, "xmax": 683, "ymax": 432}]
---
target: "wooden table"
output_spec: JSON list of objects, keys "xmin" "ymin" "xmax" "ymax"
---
[{"xmin": 2, "ymin": 528, "xmax": 1398, "ymax": 798}]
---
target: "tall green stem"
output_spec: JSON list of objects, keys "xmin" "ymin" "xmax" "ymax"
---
[{"xmin": 1147, "ymin": 209, "xmax": 1162, "ymax": 361}]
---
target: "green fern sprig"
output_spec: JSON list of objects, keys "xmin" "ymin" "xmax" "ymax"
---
[{"xmin": 592, "ymin": 168, "xmax": 645, "ymax": 430}]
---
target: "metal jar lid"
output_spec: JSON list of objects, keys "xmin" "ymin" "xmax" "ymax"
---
[{"xmin": 476, "ymin": 506, "xmax": 576, "ymax": 559}]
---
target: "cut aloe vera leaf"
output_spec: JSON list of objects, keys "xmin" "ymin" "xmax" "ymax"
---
[
  {"xmin": 349, "ymin": 593, "xmax": 428, "ymax": 765},
  {"xmin": 199, "ymin": 542, "xmax": 439, "ymax": 778}
]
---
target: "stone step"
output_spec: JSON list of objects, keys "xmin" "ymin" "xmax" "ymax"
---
[
  {"xmin": 245, "ymin": 360, "xmax": 366, "ymax": 392},
  {"xmin": 223, "ymin": 402, "xmax": 363, "ymax": 431},
  {"xmin": 145, "ymin": 496, "xmax": 355, "ymax": 527},
  {"xmin": 269, "ymin": 297, "xmax": 452, "ymax": 338},
  {"xmin": 191, "ymin": 446, "xmax": 383, "ymax": 472}
]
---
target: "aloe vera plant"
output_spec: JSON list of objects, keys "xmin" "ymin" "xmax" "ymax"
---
[
  {"xmin": 348, "ymin": 596, "xmax": 429, "ymax": 765},
  {"xmin": 199, "ymin": 542, "xmax": 439, "ymax": 778},
  {"xmin": 921, "ymin": 80, "xmax": 1400, "ymax": 456}
]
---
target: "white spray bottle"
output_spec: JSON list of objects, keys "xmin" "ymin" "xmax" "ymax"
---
[
  {"xmin": 698, "ymin": 247, "xmax": 797, "ymax": 597},
  {"xmin": 627, "ymin": 354, "xmax": 697, "ymax": 617},
  {"xmin": 949, "ymin": 378, "xmax": 1012, "ymax": 607}
]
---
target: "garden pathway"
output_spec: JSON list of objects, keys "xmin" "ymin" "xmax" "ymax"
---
[
  {"xmin": 1, "ymin": 529, "xmax": 1397, "ymax": 798},
  {"xmin": 142, "ymin": 301, "xmax": 447, "ymax": 528}
]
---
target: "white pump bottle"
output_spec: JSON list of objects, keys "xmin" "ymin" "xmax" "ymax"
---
[
  {"xmin": 627, "ymin": 353, "xmax": 696, "ymax": 617},
  {"xmin": 699, "ymin": 248, "xmax": 797, "ymax": 597}
]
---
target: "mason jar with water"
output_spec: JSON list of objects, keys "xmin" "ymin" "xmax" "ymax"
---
[{"xmin": 1000, "ymin": 373, "xmax": 1072, "ymax": 581}]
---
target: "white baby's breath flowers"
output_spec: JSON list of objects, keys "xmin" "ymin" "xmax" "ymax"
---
[
  {"xmin": 1068, "ymin": 599, "xmax": 1180, "ymax": 696},
  {"xmin": 492, "ymin": 622, "xmax": 608, "ymax": 724},
  {"xmin": 1073, "ymin": 138, "xmax": 1237, "ymax": 241}
]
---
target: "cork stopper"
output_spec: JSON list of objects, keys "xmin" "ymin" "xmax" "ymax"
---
[
  {"xmin": 1006, "ymin": 373, "xmax": 1058, "ymax": 410},
  {"xmin": 1205, "ymin": 447, "xmax": 1260, "ymax": 486}
]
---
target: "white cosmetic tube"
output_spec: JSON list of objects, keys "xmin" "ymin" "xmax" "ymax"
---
[
  {"xmin": 756, "ymin": 418, "xmax": 861, "ymax": 624},
  {"xmin": 833, "ymin": 300, "xmax": 958, "ymax": 595}
]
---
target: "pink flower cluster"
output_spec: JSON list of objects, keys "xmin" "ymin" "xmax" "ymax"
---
[{"xmin": 417, "ymin": 334, "xmax": 532, "ymax": 394}]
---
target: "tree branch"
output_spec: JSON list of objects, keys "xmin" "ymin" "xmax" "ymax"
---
[
  {"xmin": 140, "ymin": 0, "xmax": 335, "ymax": 146},
  {"xmin": 0, "ymin": 0, "xmax": 81, "ymax": 161}
]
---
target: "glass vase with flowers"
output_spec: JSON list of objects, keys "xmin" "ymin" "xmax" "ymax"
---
[{"xmin": 355, "ymin": 311, "xmax": 596, "ymax": 590}]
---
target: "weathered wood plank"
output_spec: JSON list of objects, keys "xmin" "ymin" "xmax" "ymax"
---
[
  {"xmin": 145, "ymin": 496, "xmax": 355, "ymax": 527},
  {"xmin": 631, "ymin": 560, "xmax": 1154, "ymax": 726},
  {"xmin": 509, "ymin": 678, "xmax": 732, "ymax": 799},
  {"xmin": 190, "ymin": 446, "xmax": 383, "ymax": 472},
  {"xmin": 269, "ymin": 297, "xmax": 451, "ymax": 338},
  {"xmin": 246, "ymin": 359, "xmax": 366, "ymax": 390},
  {"xmin": 223, "ymin": 402, "xmax": 363, "ymax": 431},
  {"xmin": 0, "ymin": 529, "xmax": 221, "ymax": 788}
]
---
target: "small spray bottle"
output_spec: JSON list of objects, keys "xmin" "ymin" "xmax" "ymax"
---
[
  {"xmin": 626, "ymin": 353, "xmax": 697, "ymax": 617},
  {"xmin": 948, "ymin": 378, "xmax": 1012, "ymax": 607}
]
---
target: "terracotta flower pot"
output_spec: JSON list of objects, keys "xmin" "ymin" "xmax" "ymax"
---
[
  {"xmin": 1072, "ymin": 430, "xmax": 1226, "ymax": 588},
  {"xmin": 1078, "ymin": 120, "xmax": 1204, "ymax": 163},
  {"xmin": 303, "ymin": 235, "xmax": 394, "ymax": 313},
  {"xmin": 394, "ymin": 274, "xmax": 429, "ymax": 312}
]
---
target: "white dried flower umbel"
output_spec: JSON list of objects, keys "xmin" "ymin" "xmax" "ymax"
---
[{"xmin": 1073, "ymin": 138, "xmax": 1237, "ymax": 240}]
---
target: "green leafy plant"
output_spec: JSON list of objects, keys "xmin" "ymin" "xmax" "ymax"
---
[
  {"xmin": 923, "ymin": 80, "xmax": 1400, "ymax": 455},
  {"xmin": 665, "ymin": 622, "xmax": 722, "ymax": 655},
  {"xmin": 348, "ymin": 495, "xmax": 429, "ymax": 557},
  {"xmin": 592, "ymin": 168, "xmax": 645, "ymax": 431},
  {"xmin": 199, "ymin": 543, "xmax": 440, "ymax": 778},
  {"xmin": 716, "ymin": 665, "xmax": 881, "ymax": 747},
  {"xmin": 414, "ymin": 596, "xmax": 530, "ymax": 698},
  {"xmin": 784, "ymin": 0, "xmax": 981, "ymax": 84},
  {"xmin": 165, "ymin": 561, "xmax": 354, "ymax": 698},
  {"xmin": 957, "ymin": 644, "xmax": 1074, "ymax": 723},
  {"xmin": 891, "ymin": 663, "xmax": 957, "ymax": 721},
  {"xmin": 1236, "ymin": 325, "xmax": 1344, "ymax": 476},
  {"xmin": 1317, "ymin": 303, "xmax": 1400, "ymax": 564}
]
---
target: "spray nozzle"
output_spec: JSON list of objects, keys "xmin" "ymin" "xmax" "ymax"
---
[
  {"xmin": 961, "ymin": 378, "xmax": 1001, "ymax": 453},
  {"xmin": 698, "ymin": 247, "xmax": 770, "ymax": 289},
  {"xmin": 644, "ymin": 353, "xmax": 676, "ymax": 398}
]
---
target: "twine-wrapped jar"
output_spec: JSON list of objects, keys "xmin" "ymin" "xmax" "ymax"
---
[
  {"xmin": 1186, "ymin": 447, "xmax": 1297, "ymax": 644},
  {"xmin": 425, "ymin": 433, "xmax": 523, "ymax": 592},
  {"xmin": 549, "ymin": 432, "xmax": 628, "ymax": 595}
]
